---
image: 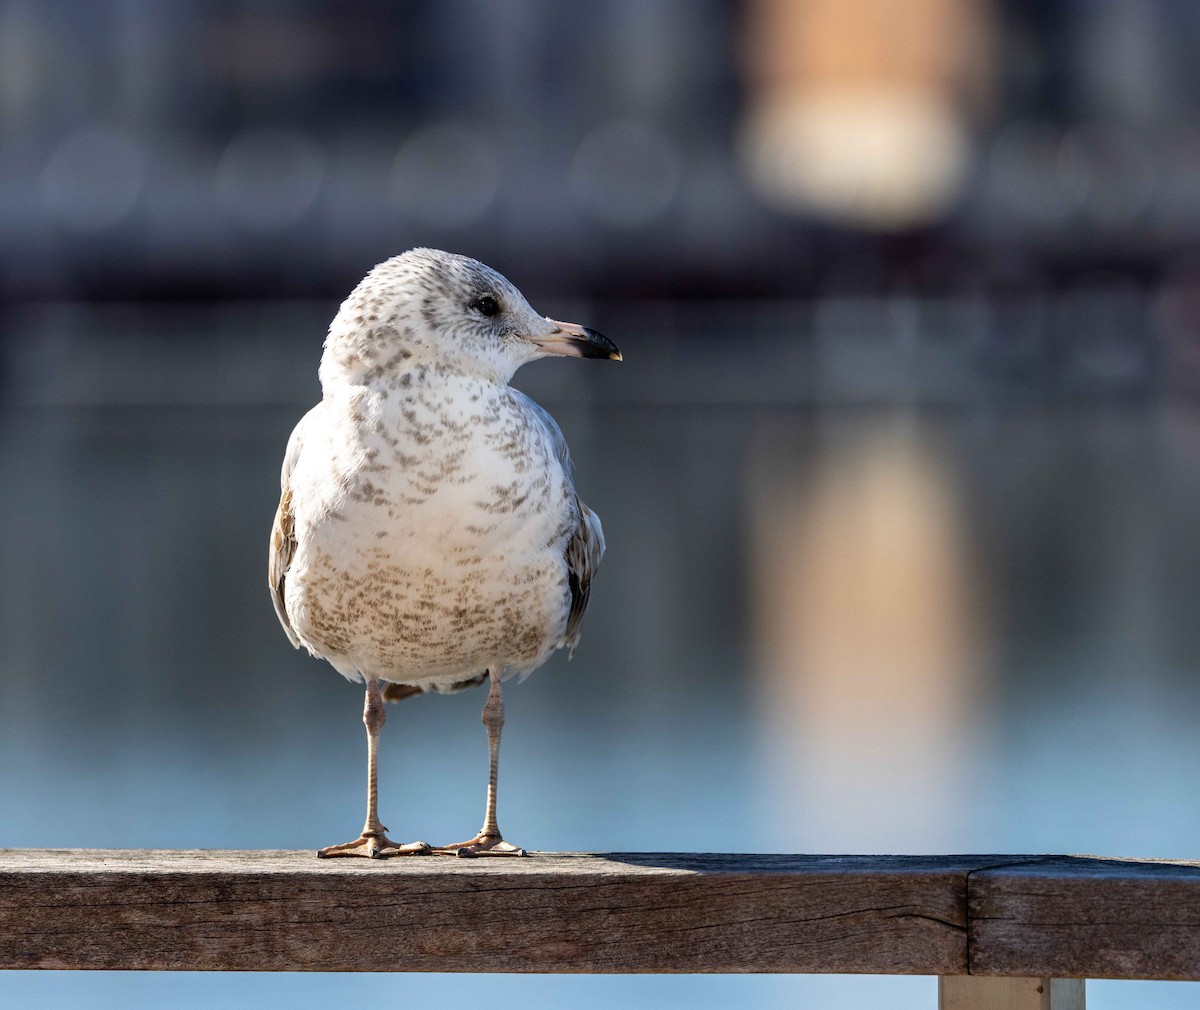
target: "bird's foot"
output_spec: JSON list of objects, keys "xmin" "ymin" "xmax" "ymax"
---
[
  {"xmin": 317, "ymin": 830, "xmax": 432, "ymax": 859},
  {"xmin": 432, "ymin": 831, "xmax": 528, "ymax": 858}
]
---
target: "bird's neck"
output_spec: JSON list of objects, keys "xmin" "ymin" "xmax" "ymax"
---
[
  {"xmin": 320, "ymin": 320, "xmax": 516, "ymax": 391},
  {"xmin": 320, "ymin": 353, "xmax": 514, "ymax": 403}
]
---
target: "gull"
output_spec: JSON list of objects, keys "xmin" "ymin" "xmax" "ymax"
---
[{"xmin": 269, "ymin": 248, "xmax": 620, "ymax": 858}]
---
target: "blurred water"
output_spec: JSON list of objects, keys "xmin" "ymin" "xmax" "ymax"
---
[{"xmin": 2, "ymin": 306, "xmax": 1200, "ymax": 1007}]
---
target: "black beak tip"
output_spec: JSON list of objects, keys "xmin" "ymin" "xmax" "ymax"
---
[{"xmin": 582, "ymin": 327, "xmax": 622, "ymax": 361}]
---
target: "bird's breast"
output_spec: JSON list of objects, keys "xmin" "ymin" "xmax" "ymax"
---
[{"xmin": 285, "ymin": 378, "xmax": 576, "ymax": 681}]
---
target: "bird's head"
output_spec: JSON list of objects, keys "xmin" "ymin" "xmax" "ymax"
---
[{"xmin": 320, "ymin": 248, "xmax": 620, "ymax": 387}]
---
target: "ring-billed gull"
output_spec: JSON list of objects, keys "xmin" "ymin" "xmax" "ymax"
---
[{"xmin": 269, "ymin": 248, "xmax": 620, "ymax": 857}]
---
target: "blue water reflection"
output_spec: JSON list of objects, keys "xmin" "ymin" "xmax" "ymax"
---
[{"xmin": 2, "ymin": 309, "xmax": 1199, "ymax": 1008}]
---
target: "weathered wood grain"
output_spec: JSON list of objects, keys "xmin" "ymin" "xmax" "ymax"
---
[
  {"xmin": 0, "ymin": 850, "xmax": 969, "ymax": 973},
  {"xmin": 969, "ymin": 856, "xmax": 1200, "ymax": 981},
  {"xmin": 12, "ymin": 850, "xmax": 1200, "ymax": 978}
]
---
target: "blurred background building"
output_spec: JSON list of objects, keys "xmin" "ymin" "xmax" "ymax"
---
[
  {"xmin": 4, "ymin": 0, "xmax": 1200, "ymax": 306},
  {"xmin": 3, "ymin": 2, "xmax": 1200, "ymax": 1009}
]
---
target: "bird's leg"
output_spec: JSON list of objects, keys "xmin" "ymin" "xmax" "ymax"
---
[
  {"xmin": 317, "ymin": 679, "xmax": 431, "ymax": 859},
  {"xmin": 434, "ymin": 670, "xmax": 527, "ymax": 857}
]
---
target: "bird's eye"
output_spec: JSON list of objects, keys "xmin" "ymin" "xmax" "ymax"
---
[{"xmin": 470, "ymin": 294, "xmax": 500, "ymax": 318}]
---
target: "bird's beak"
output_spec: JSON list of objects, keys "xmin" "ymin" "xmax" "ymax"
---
[{"xmin": 530, "ymin": 319, "xmax": 622, "ymax": 361}]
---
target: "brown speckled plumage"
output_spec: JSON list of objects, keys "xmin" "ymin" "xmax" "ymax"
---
[{"xmin": 269, "ymin": 248, "xmax": 611, "ymax": 695}]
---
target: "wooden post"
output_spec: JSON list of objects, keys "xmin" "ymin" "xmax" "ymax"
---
[{"xmin": 939, "ymin": 977, "xmax": 1085, "ymax": 1010}]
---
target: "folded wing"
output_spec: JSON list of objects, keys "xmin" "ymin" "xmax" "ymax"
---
[
  {"xmin": 269, "ymin": 406, "xmax": 320, "ymax": 649},
  {"xmin": 512, "ymin": 391, "xmax": 606, "ymax": 656}
]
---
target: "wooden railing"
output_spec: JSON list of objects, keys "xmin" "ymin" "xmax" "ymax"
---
[{"xmin": 4, "ymin": 850, "xmax": 1199, "ymax": 1007}]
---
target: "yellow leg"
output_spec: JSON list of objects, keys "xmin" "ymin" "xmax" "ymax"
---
[
  {"xmin": 434, "ymin": 670, "xmax": 527, "ymax": 857},
  {"xmin": 318, "ymin": 679, "xmax": 430, "ymax": 859}
]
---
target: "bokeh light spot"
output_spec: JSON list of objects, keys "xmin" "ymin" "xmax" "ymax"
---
[
  {"xmin": 569, "ymin": 120, "xmax": 683, "ymax": 229},
  {"xmin": 391, "ymin": 123, "xmax": 500, "ymax": 229},
  {"xmin": 215, "ymin": 128, "xmax": 325, "ymax": 231},
  {"xmin": 40, "ymin": 127, "xmax": 146, "ymax": 231},
  {"xmin": 740, "ymin": 92, "xmax": 968, "ymax": 230}
]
